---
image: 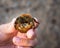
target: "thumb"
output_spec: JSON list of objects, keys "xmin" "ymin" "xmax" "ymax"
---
[
  {"xmin": 0, "ymin": 18, "xmax": 18, "ymax": 42},
  {"xmin": 0, "ymin": 18, "xmax": 17, "ymax": 34},
  {"xmin": 7, "ymin": 18, "xmax": 17, "ymax": 33}
]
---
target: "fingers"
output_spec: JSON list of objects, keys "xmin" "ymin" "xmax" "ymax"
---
[
  {"xmin": 17, "ymin": 29, "xmax": 36, "ymax": 39},
  {"xmin": 16, "ymin": 29, "xmax": 36, "ymax": 39},
  {"xmin": 26, "ymin": 29, "xmax": 36, "ymax": 39},
  {"xmin": 12, "ymin": 29, "xmax": 37, "ymax": 47},
  {"xmin": 12, "ymin": 36, "xmax": 36, "ymax": 46}
]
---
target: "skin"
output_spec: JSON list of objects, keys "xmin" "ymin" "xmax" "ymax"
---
[{"xmin": 0, "ymin": 18, "xmax": 38, "ymax": 48}]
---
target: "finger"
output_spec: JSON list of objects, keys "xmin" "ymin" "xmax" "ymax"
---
[
  {"xmin": 26, "ymin": 29, "xmax": 36, "ymax": 39},
  {"xmin": 16, "ymin": 32, "xmax": 27, "ymax": 39},
  {"xmin": 12, "ymin": 36, "xmax": 35, "ymax": 46},
  {"xmin": 0, "ymin": 18, "xmax": 17, "ymax": 34},
  {"xmin": 0, "ymin": 18, "xmax": 18, "ymax": 42},
  {"xmin": 16, "ymin": 29, "xmax": 36, "ymax": 39},
  {"xmin": 7, "ymin": 18, "xmax": 17, "ymax": 33}
]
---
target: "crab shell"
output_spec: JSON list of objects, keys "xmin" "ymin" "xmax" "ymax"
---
[{"xmin": 14, "ymin": 14, "xmax": 35, "ymax": 33}]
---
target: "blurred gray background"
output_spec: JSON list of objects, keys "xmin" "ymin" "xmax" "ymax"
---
[{"xmin": 0, "ymin": 0, "xmax": 60, "ymax": 48}]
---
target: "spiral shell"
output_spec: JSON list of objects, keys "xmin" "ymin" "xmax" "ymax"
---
[{"xmin": 14, "ymin": 14, "xmax": 35, "ymax": 33}]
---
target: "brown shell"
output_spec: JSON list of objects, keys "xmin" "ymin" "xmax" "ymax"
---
[{"xmin": 14, "ymin": 14, "xmax": 35, "ymax": 33}]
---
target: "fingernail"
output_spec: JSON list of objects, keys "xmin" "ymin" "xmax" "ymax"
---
[
  {"xmin": 13, "ymin": 37, "xmax": 20, "ymax": 44},
  {"xmin": 11, "ymin": 18, "xmax": 16, "ymax": 24},
  {"xmin": 16, "ymin": 37, "xmax": 21, "ymax": 43}
]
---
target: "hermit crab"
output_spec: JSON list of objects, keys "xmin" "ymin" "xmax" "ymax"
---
[{"xmin": 14, "ymin": 14, "xmax": 39, "ymax": 33}]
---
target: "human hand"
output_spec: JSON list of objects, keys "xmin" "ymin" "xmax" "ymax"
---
[{"xmin": 0, "ymin": 17, "xmax": 38, "ymax": 48}]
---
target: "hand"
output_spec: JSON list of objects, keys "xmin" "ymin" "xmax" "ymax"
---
[{"xmin": 0, "ymin": 18, "xmax": 38, "ymax": 48}]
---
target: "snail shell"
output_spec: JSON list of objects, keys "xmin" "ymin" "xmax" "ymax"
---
[{"xmin": 14, "ymin": 14, "xmax": 35, "ymax": 33}]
